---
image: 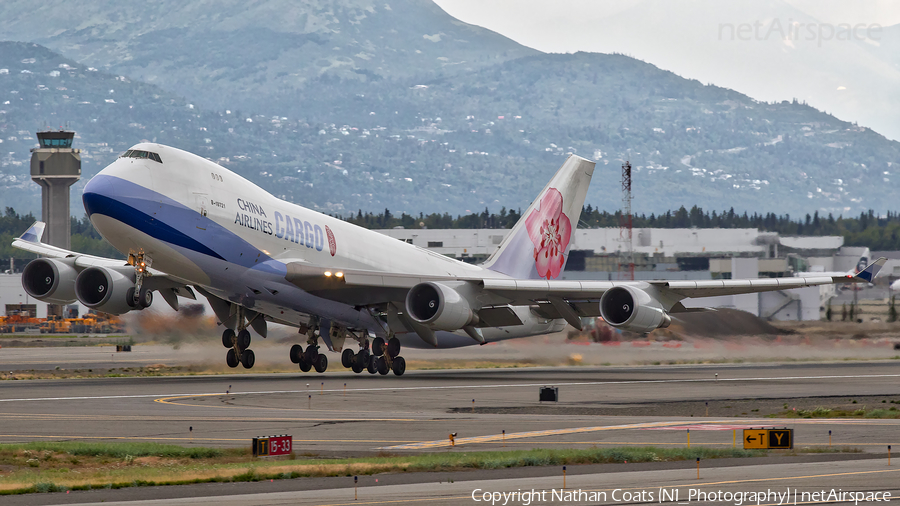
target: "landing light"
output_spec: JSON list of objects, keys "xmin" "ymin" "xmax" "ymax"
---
[
  {"xmin": 324, "ymin": 271, "xmax": 332, "ymax": 277},
  {"xmin": 335, "ymin": 272, "xmax": 344, "ymax": 278}
]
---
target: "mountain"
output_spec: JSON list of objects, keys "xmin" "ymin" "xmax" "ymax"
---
[
  {"xmin": 2, "ymin": 0, "xmax": 900, "ymax": 221},
  {"xmin": 0, "ymin": 0, "xmax": 536, "ymax": 116},
  {"xmin": 0, "ymin": 42, "xmax": 204, "ymax": 214},
  {"xmin": 438, "ymin": 0, "xmax": 900, "ymax": 141},
  {"xmin": 3, "ymin": 41, "xmax": 899, "ymax": 221}
]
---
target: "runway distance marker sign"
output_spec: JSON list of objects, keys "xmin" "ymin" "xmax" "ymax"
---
[{"xmin": 253, "ymin": 435, "xmax": 292, "ymax": 457}]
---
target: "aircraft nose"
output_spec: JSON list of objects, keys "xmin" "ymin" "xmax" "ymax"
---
[{"xmin": 82, "ymin": 175, "xmax": 114, "ymax": 218}]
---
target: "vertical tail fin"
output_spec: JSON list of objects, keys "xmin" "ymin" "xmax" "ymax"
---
[{"xmin": 482, "ymin": 155, "xmax": 595, "ymax": 279}]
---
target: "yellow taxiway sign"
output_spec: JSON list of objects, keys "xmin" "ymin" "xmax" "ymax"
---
[{"xmin": 743, "ymin": 428, "xmax": 792, "ymax": 449}]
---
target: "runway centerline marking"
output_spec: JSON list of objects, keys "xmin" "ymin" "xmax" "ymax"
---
[
  {"xmin": 642, "ymin": 424, "xmax": 754, "ymax": 430},
  {"xmin": 379, "ymin": 421, "xmax": 687, "ymax": 449},
  {"xmin": 3, "ymin": 371, "xmax": 900, "ymax": 403},
  {"xmin": 153, "ymin": 393, "xmax": 425, "ymax": 419}
]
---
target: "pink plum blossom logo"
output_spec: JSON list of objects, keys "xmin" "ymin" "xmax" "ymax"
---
[{"xmin": 524, "ymin": 188, "xmax": 572, "ymax": 279}]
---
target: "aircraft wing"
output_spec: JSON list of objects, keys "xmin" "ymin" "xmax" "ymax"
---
[
  {"xmin": 490, "ymin": 255, "xmax": 882, "ymax": 300},
  {"xmin": 482, "ymin": 275, "xmax": 838, "ymax": 304},
  {"xmin": 289, "ymin": 257, "xmax": 884, "ymax": 331},
  {"xmin": 12, "ymin": 222, "xmax": 132, "ymax": 269},
  {"xmin": 295, "ymin": 257, "xmax": 885, "ymax": 305},
  {"xmin": 12, "ymin": 221, "xmax": 197, "ymax": 301}
]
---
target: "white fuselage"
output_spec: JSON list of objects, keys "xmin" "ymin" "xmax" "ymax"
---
[{"xmin": 83, "ymin": 144, "xmax": 564, "ymax": 348}]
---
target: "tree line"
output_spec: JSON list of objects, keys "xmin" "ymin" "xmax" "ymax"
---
[
  {"xmin": 4, "ymin": 204, "xmax": 900, "ymax": 264},
  {"xmin": 343, "ymin": 205, "xmax": 900, "ymax": 251}
]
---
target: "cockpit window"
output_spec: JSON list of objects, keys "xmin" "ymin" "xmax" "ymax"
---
[{"xmin": 120, "ymin": 149, "xmax": 162, "ymax": 163}]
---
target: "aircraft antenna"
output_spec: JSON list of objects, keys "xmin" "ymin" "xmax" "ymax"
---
[{"xmin": 619, "ymin": 161, "xmax": 635, "ymax": 281}]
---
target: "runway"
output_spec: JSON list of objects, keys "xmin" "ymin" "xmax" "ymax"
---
[
  {"xmin": 1, "ymin": 361, "xmax": 899, "ymax": 452},
  {"xmin": 1, "ymin": 354, "xmax": 899, "ymax": 504}
]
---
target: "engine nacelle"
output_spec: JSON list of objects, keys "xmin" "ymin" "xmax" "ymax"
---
[
  {"xmin": 75, "ymin": 267, "xmax": 136, "ymax": 315},
  {"xmin": 405, "ymin": 282, "xmax": 477, "ymax": 331},
  {"xmin": 22, "ymin": 258, "xmax": 79, "ymax": 304},
  {"xmin": 599, "ymin": 286, "xmax": 672, "ymax": 333}
]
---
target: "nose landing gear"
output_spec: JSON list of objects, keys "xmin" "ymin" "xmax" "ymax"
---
[{"xmin": 126, "ymin": 253, "xmax": 154, "ymax": 310}]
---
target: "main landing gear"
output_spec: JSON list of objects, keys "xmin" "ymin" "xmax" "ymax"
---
[
  {"xmin": 222, "ymin": 327, "xmax": 255, "ymax": 369},
  {"xmin": 289, "ymin": 324, "xmax": 328, "ymax": 373},
  {"xmin": 342, "ymin": 336, "xmax": 405, "ymax": 376},
  {"xmin": 221, "ymin": 306, "xmax": 256, "ymax": 369}
]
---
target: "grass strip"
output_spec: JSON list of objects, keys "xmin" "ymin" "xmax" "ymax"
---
[
  {"xmin": 0, "ymin": 441, "xmax": 228, "ymax": 459},
  {"xmin": 0, "ymin": 443, "xmax": 767, "ymax": 495},
  {"xmin": 768, "ymin": 405, "xmax": 900, "ymax": 419}
]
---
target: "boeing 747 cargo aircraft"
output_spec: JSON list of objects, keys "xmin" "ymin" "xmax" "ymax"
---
[{"xmin": 12, "ymin": 144, "xmax": 884, "ymax": 375}]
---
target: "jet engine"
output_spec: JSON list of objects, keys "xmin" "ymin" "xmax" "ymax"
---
[
  {"xmin": 405, "ymin": 282, "xmax": 477, "ymax": 331},
  {"xmin": 599, "ymin": 286, "xmax": 671, "ymax": 333},
  {"xmin": 22, "ymin": 258, "xmax": 78, "ymax": 304},
  {"xmin": 75, "ymin": 267, "xmax": 136, "ymax": 315}
]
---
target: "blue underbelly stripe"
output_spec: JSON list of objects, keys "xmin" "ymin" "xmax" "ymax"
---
[{"xmin": 83, "ymin": 192, "xmax": 226, "ymax": 261}]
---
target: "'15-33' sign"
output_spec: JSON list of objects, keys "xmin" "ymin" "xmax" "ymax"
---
[{"xmin": 253, "ymin": 435, "xmax": 293, "ymax": 457}]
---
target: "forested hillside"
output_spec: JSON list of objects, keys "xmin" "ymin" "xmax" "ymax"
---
[{"xmin": 3, "ymin": 43, "xmax": 899, "ymax": 221}]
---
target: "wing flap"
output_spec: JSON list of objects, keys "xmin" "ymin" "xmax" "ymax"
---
[{"xmin": 475, "ymin": 306, "xmax": 523, "ymax": 327}]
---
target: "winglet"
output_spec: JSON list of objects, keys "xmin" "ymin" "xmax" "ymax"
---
[
  {"xmin": 18, "ymin": 221, "xmax": 45, "ymax": 244},
  {"xmin": 848, "ymin": 257, "xmax": 885, "ymax": 283}
]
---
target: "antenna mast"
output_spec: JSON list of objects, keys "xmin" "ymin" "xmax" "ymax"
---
[{"xmin": 619, "ymin": 160, "xmax": 635, "ymax": 281}]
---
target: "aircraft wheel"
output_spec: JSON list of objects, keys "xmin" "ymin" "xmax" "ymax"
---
[
  {"xmin": 355, "ymin": 349, "xmax": 370, "ymax": 368},
  {"xmin": 240, "ymin": 349, "xmax": 255, "ymax": 369},
  {"xmin": 304, "ymin": 345, "xmax": 319, "ymax": 364},
  {"xmin": 299, "ymin": 358, "xmax": 312, "ymax": 372},
  {"xmin": 372, "ymin": 337, "xmax": 386, "ymax": 356},
  {"xmin": 391, "ymin": 356, "xmax": 406, "ymax": 376},
  {"xmin": 290, "ymin": 344, "xmax": 303, "ymax": 364},
  {"xmin": 314, "ymin": 354, "xmax": 328, "ymax": 373},
  {"xmin": 126, "ymin": 288, "xmax": 137, "ymax": 309},
  {"xmin": 341, "ymin": 348, "xmax": 354, "ymax": 368},
  {"xmin": 366, "ymin": 355, "xmax": 378, "ymax": 374},
  {"xmin": 226, "ymin": 348, "xmax": 239, "ymax": 368},
  {"xmin": 351, "ymin": 350, "xmax": 367, "ymax": 374},
  {"xmin": 222, "ymin": 329, "xmax": 235, "ymax": 348},
  {"xmin": 138, "ymin": 287, "xmax": 153, "ymax": 309},
  {"xmin": 376, "ymin": 356, "xmax": 389, "ymax": 375},
  {"xmin": 237, "ymin": 329, "xmax": 251, "ymax": 350},
  {"xmin": 387, "ymin": 337, "xmax": 401, "ymax": 358}
]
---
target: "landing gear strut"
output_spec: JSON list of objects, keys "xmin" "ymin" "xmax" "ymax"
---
[
  {"xmin": 221, "ymin": 306, "xmax": 255, "ymax": 369},
  {"xmin": 126, "ymin": 253, "xmax": 154, "ymax": 309},
  {"xmin": 289, "ymin": 321, "xmax": 328, "ymax": 373}
]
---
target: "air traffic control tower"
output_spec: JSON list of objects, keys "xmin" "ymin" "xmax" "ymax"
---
[{"xmin": 30, "ymin": 130, "xmax": 81, "ymax": 249}]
